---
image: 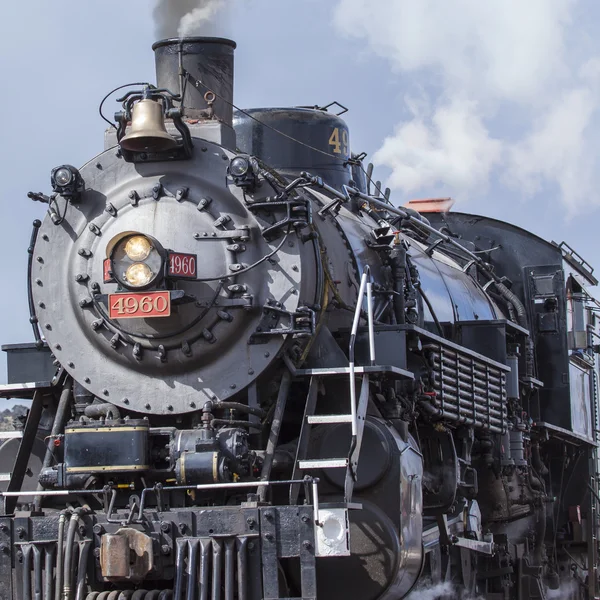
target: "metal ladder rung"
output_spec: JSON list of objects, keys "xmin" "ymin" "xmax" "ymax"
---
[
  {"xmin": 307, "ymin": 414, "xmax": 353, "ymax": 424},
  {"xmin": 298, "ymin": 458, "xmax": 348, "ymax": 469}
]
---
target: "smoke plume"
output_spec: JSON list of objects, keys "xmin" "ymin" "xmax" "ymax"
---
[
  {"xmin": 333, "ymin": 0, "xmax": 600, "ymax": 214},
  {"xmin": 153, "ymin": 0, "xmax": 226, "ymax": 39}
]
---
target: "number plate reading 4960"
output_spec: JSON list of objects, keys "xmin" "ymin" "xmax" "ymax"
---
[
  {"xmin": 168, "ymin": 252, "xmax": 197, "ymax": 279},
  {"xmin": 109, "ymin": 291, "xmax": 171, "ymax": 319}
]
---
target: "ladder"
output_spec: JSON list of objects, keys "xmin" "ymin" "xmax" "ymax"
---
[{"xmin": 290, "ymin": 267, "xmax": 375, "ymax": 505}]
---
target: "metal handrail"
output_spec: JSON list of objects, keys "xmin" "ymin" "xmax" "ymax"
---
[{"xmin": 348, "ymin": 266, "xmax": 375, "ymax": 438}]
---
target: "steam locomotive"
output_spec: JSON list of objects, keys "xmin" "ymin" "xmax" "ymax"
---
[{"xmin": 0, "ymin": 36, "xmax": 599, "ymax": 600}]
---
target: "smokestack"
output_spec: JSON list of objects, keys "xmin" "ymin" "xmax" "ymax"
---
[{"xmin": 152, "ymin": 37, "xmax": 236, "ymax": 126}]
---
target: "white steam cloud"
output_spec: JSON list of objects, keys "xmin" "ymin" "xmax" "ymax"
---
[
  {"xmin": 153, "ymin": 0, "xmax": 226, "ymax": 39},
  {"xmin": 333, "ymin": 0, "xmax": 600, "ymax": 214},
  {"xmin": 546, "ymin": 578, "xmax": 579, "ymax": 599},
  {"xmin": 405, "ymin": 580, "xmax": 483, "ymax": 600},
  {"xmin": 405, "ymin": 581, "xmax": 454, "ymax": 600}
]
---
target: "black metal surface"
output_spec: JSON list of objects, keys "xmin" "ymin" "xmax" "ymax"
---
[
  {"xmin": 259, "ymin": 370, "xmax": 291, "ymax": 502},
  {"xmin": 233, "ymin": 107, "xmax": 353, "ymax": 190},
  {"xmin": 153, "ymin": 37, "xmax": 236, "ymax": 124},
  {"xmin": 63, "ymin": 419, "xmax": 149, "ymax": 475},
  {"xmin": 426, "ymin": 212, "xmax": 587, "ymax": 439},
  {"xmin": 2, "ymin": 343, "xmax": 55, "ymax": 385}
]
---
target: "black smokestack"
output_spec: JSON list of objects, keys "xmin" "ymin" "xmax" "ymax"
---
[{"xmin": 152, "ymin": 37, "xmax": 236, "ymax": 126}]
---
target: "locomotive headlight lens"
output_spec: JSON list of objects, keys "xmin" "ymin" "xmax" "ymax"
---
[
  {"xmin": 53, "ymin": 167, "xmax": 73, "ymax": 187},
  {"xmin": 229, "ymin": 156, "xmax": 249, "ymax": 177},
  {"xmin": 125, "ymin": 235, "xmax": 152, "ymax": 261},
  {"xmin": 125, "ymin": 263, "xmax": 154, "ymax": 287},
  {"xmin": 109, "ymin": 232, "xmax": 165, "ymax": 291}
]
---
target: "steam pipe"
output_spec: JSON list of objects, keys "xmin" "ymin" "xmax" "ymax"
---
[
  {"xmin": 35, "ymin": 379, "xmax": 73, "ymax": 511},
  {"xmin": 83, "ymin": 403, "xmax": 121, "ymax": 420},
  {"xmin": 390, "ymin": 245, "xmax": 407, "ymax": 324},
  {"xmin": 211, "ymin": 401, "xmax": 266, "ymax": 419},
  {"xmin": 211, "ymin": 419, "xmax": 263, "ymax": 430}
]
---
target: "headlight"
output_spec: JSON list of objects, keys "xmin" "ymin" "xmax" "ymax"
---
[
  {"xmin": 108, "ymin": 233, "xmax": 164, "ymax": 291},
  {"xmin": 228, "ymin": 155, "xmax": 256, "ymax": 189},
  {"xmin": 229, "ymin": 156, "xmax": 249, "ymax": 177},
  {"xmin": 125, "ymin": 235, "xmax": 152, "ymax": 261},
  {"xmin": 53, "ymin": 167, "xmax": 73, "ymax": 186},
  {"xmin": 125, "ymin": 263, "xmax": 154, "ymax": 287},
  {"xmin": 50, "ymin": 164, "xmax": 83, "ymax": 201}
]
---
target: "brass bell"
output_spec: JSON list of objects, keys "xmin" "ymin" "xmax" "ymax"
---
[{"xmin": 120, "ymin": 98, "xmax": 178, "ymax": 152}]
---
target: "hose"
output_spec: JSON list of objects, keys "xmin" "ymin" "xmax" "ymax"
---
[
  {"xmin": 494, "ymin": 280, "xmax": 527, "ymax": 328},
  {"xmin": 63, "ymin": 506, "xmax": 89, "ymax": 600},
  {"xmin": 210, "ymin": 402, "xmax": 266, "ymax": 419},
  {"xmin": 55, "ymin": 511, "xmax": 71, "ymax": 600},
  {"xmin": 74, "ymin": 540, "xmax": 92, "ymax": 600},
  {"xmin": 211, "ymin": 419, "xmax": 262, "ymax": 430}
]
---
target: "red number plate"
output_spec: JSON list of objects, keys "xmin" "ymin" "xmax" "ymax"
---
[
  {"xmin": 109, "ymin": 291, "xmax": 171, "ymax": 320},
  {"xmin": 103, "ymin": 259, "xmax": 114, "ymax": 283},
  {"xmin": 168, "ymin": 252, "xmax": 197, "ymax": 279}
]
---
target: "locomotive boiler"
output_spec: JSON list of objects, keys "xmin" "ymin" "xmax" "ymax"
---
[{"xmin": 0, "ymin": 36, "xmax": 599, "ymax": 600}]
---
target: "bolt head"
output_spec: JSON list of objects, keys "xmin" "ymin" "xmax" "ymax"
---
[
  {"xmin": 92, "ymin": 524, "xmax": 103, "ymax": 535},
  {"xmin": 161, "ymin": 544, "xmax": 171, "ymax": 555}
]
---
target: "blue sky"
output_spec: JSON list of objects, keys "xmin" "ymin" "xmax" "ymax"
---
[{"xmin": 0, "ymin": 0, "xmax": 598, "ymax": 386}]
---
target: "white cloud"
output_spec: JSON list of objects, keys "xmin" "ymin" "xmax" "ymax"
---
[
  {"xmin": 333, "ymin": 0, "xmax": 600, "ymax": 212},
  {"xmin": 374, "ymin": 97, "xmax": 502, "ymax": 197},
  {"xmin": 506, "ymin": 86, "xmax": 598, "ymax": 213}
]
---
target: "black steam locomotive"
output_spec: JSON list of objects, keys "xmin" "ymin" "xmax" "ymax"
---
[{"xmin": 0, "ymin": 37, "xmax": 599, "ymax": 600}]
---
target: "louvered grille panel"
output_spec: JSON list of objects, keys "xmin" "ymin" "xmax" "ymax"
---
[{"xmin": 429, "ymin": 346, "xmax": 507, "ymax": 433}]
